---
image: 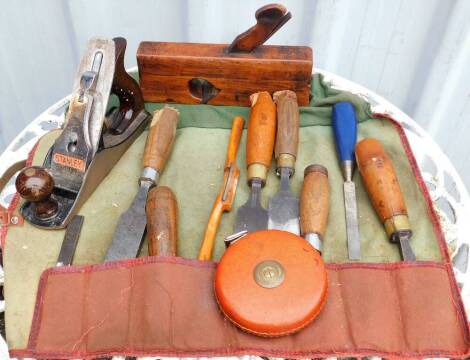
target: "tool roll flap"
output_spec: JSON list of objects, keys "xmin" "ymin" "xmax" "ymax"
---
[{"xmin": 4, "ymin": 74, "xmax": 470, "ymax": 358}]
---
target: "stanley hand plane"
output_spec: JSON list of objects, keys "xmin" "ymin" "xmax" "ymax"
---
[{"xmin": 15, "ymin": 37, "xmax": 150, "ymax": 229}]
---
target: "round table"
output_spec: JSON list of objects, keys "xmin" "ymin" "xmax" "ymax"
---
[{"xmin": 0, "ymin": 68, "xmax": 468, "ymax": 360}]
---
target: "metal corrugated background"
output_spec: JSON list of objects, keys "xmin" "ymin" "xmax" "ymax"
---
[{"xmin": 1, "ymin": 0, "xmax": 469, "ymax": 188}]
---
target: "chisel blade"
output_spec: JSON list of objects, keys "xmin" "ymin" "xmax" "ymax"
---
[
  {"xmin": 57, "ymin": 215, "xmax": 84, "ymax": 266},
  {"xmin": 344, "ymin": 180, "xmax": 361, "ymax": 260},
  {"xmin": 268, "ymin": 168, "xmax": 300, "ymax": 235},
  {"xmin": 268, "ymin": 194, "xmax": 299, "ymax": 234},
  {"xmin": 234, "ymin": 180, "xmax": 268, "ymax": 233},
  {"xmin": 105, "ymin": 183, "xmax": 150, "ymax": 261},
  {"xmin": 398, "ymin": 233, "xmax": 416, "ymax": 261}
]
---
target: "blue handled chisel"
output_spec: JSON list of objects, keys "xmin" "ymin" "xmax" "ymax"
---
[{"xmin": 332, "ymin": 102, "xmax": 361, "ymax": 260}]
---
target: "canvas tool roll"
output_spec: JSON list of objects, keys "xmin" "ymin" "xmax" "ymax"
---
[{"xmin": 2, "ymin": 75, "xmax": 470, "ymax": 359}]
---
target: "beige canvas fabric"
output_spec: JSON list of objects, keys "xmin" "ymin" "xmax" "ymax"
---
[{"xmin": 3, "ymin": 75, "xmax": 440, "ymax": 348}]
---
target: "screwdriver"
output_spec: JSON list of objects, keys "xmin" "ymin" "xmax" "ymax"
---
[
  {"xmin": 355, "ymin": 138, "xmax": 416, "ymax": 261},
  {"xmin": 332, "ymin": 102, "xmax": 361, "ymax": 260}
]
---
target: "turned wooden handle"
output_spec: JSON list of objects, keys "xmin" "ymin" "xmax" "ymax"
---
[
  {"xmin": 225, "ymin": 116, "xmax": 245, "ymax": 168},
  {"xmin": 246, "ymin": 91, "xmax": 277, "ymax": 183},
  {"xmin": 355, "ymin": 138, "xmax": 407, "ymax": 223},
  {"xmin": 300, "ymin": 165, "xmax": 329, "ymax": 238},
  {"xmin": 142, "ymin": 106, "xmax": 179, "ymax": 172},
  {"xmin": 273, "ymin": 90, "xmax": 299, "ymax": 170},
  {"xmin": 146, "ymin": 186, "xmax": 178, "ymax": 256},
  {"xmin": 227, "ymin": 4, "xmax": 291, "ymax": 53}
]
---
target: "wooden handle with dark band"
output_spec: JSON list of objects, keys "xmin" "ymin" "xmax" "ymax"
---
[
  {"xmin": 246, "ymin": 91, "xmax": 276, "ymax": 183},
  {"xmin": 273, "ymin": 90, "xmax": 299, "ymax": 170},
  {"xmin": 146, "ymin": 186, "xmax": 178, "ymax": 256},
  {"xmin": 142, "ymin": 106, "xmax": 179, "ymax": 172},
  {"xmin": 300, "ymin": 165, "xmax": 329, "ymax": 239},
  {"xmin": 355, "ymin": 138, "xmax": 410, "ymax": 237}
]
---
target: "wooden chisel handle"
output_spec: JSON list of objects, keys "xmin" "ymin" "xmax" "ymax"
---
[
  {"xmin": 355, "ymin": 138, "xmax": 410, "ymax": 239},
  {"xmin": 300, "ymin": 165, "xmax": 329, "ymax": 252},
  {"xmin": 246, "ymin": 91, "xmax": 276, "ymax": 184},
  {"xmin": 273, "ymin": 90, "xmax": 299, "ymax": 172},
  {"xmin": 146, "ymin": 186, "xmax": 178, "ymax": 256},
  {"xmin": 224, "ymin": 116, "xmax": 244, "ymax": 168},
  {"xmin": 142, "ymin": 106, "xmax": 179, "ymax": 174}
]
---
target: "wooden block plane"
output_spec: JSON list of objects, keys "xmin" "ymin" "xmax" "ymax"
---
[{"xmin": 137, "ymin": 4, "xmax": 313, "ymax": 106}]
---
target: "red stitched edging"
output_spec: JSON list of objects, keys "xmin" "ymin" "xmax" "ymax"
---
[
  {"xmin": 20, "ymin": 256, "xmax": 467, "ymax": 359},
  {"xmin": 9, "ymin": 345, "xmax": 470, "ymax": 360},
  {"xmin": 0, "ymin": 140, "xmax": 39, "ymax": 252},
  {"xmin": 373, "ymin": 113, "xmax": 470, "ymax": 348}
]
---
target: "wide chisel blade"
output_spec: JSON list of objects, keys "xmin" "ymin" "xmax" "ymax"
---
[
  {"xmin": 234, "ymin": 180, "xmax": 269, "ymax": 233},
  {"xmin": 104, "ymin": 106, "xmax": 179, "ymax": 262},
  {"xmin": 233, "ymin": 91, "xmax": 276, "ymax": 234},
  {"xmin": 105, "ymin": 183, "xmax": 150, "ymax": 261},
  {"xmin": 268, "ymin": 168, "xmax": 300, "ymax": 234},
  {"xmin": 344, "ymin": 180, "xmax": 361, "ymax": 260}
]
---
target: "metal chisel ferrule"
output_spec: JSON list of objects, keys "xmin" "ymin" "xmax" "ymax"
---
[
  {"xmin": 140, "ymin": 167, "xmax": 159, "ymax": 186},
  {"xmin": 305, "ymin": 233, "xmax": 322, "ymax": 253}
]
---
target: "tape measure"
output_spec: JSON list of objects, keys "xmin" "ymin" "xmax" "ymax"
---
[{"xmin": 215, "ymin": 229, "xmax": 328, "ymax": 337}]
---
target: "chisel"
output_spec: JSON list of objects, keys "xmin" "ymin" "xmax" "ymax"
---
[
  {"xmin": 356, "ymin": 138, "xmax": 416, "ymax": 261},
  {"xmin": 332, "ymin": 102, "xmax": 361, "ymax": 260},
  {"xmin": 300, "ymin": 165, "xmax": 329, "ymax": 253},
  {"xmin": 198, "ymin": 116, "xmax": 244, "ymax": 260},
  {"xmin": 105, "ymin": 106, "xmax": 179, "ymax": 261},
  {"xmin": 56, "ymin": 215, "xmax": 84, "ymax": 266},
  {"xmin": 146, "ymin": 186, "xmax": 178, "ymax": 257},
  {"xmin": 234, "ymin": 91, "xmax": 276, "ymax": 233},
  {"xmin": 268, "ymin": 90, "xmax": 300, "ymax": 234}
]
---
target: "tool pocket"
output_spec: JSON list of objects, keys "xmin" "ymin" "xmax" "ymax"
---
[{"xmin": 14, "ymin": 259, "xmax": 469, "ymax": 358}]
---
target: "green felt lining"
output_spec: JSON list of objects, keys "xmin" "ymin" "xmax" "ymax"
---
[
  {"xmin": 4, "ymin": 74, "xmax": 441, "ymax": 349},
  {"xmin": 143, "ymin": 75, "xmax": 373, "ymax": 129}
]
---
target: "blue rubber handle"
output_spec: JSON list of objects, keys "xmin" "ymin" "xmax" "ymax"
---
[{"xmin": 332, "ymin": 102, "xmax": 357, "ymax": 162}]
